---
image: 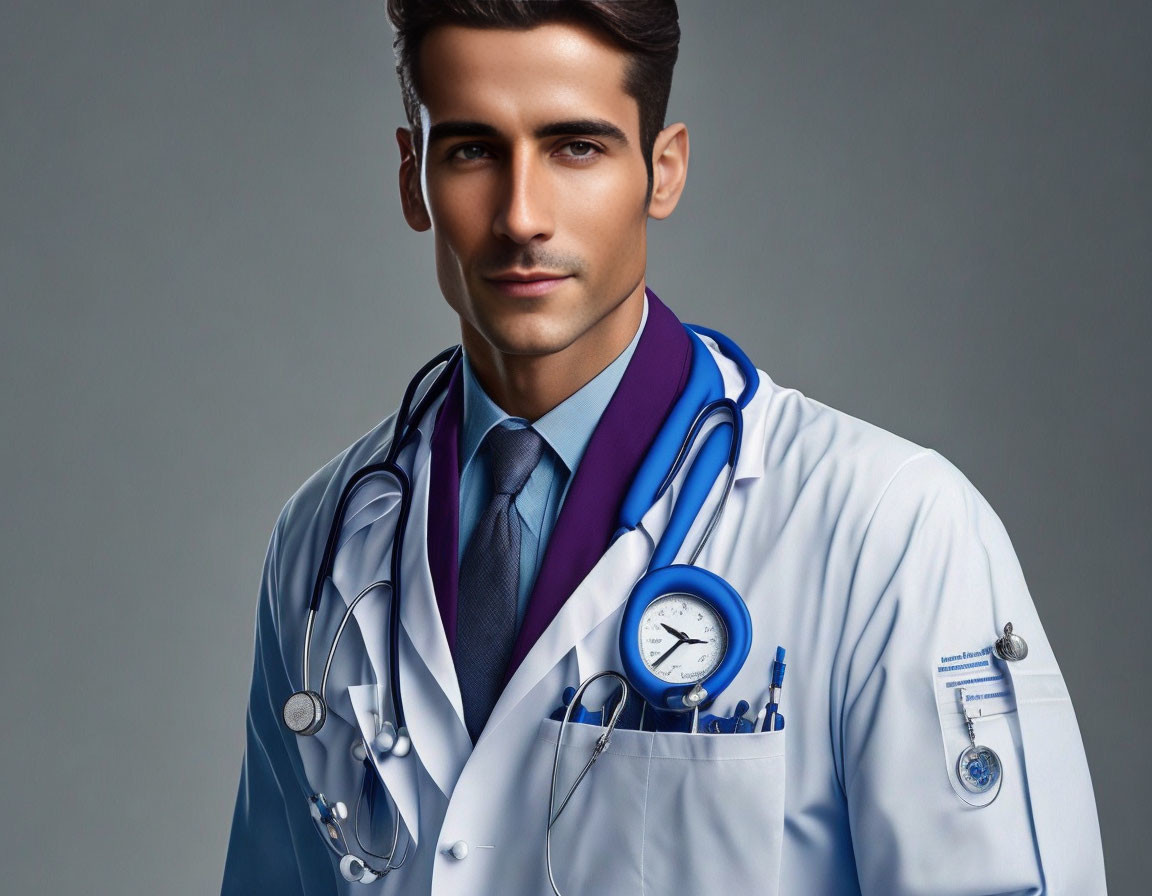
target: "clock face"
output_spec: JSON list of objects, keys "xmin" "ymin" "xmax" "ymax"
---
[{"xmin": 638, "ymin": 593, "xmax": 728, "ymax": 684}]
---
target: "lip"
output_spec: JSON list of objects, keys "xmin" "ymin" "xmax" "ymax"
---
[
  {"xmin": 484, "ymin": 271, "xmax": 572, "ymax": 297},
  {"xmin": 487, "ymin": 269, "xmax": 569, "ymax": 281}
]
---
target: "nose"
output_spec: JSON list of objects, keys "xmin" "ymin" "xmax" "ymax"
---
[{"xmin": 491, "ymin": 148, "xmax": 554, "ymax": 245}]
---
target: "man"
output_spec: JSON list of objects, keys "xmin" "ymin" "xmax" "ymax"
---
[{"xmin": 223, "ymin": 2, "xmax": 1106, "ymax": 893}]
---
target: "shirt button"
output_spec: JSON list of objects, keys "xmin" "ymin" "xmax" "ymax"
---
[{"xmin": 448, "ymin": 840, "xmax": 469, "ymax": 860}]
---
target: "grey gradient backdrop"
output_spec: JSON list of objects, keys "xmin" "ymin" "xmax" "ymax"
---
[{"xmin": 2, "ymin": 1, "xmax": 1148, "ymax": 892}]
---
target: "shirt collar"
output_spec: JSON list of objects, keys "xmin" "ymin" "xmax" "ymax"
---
[{"xmin": 460, "ymin": 294, "xmax": 649, "ymax": 478}]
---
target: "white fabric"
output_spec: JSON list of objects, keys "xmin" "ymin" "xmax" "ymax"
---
[{"xmin": 222, "ymin": 339, "xmax": 1106, "ymax": 895}]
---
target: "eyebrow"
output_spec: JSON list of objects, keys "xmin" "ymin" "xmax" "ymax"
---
[{"xmin": 426, "ymin": 118, "xmax": 630, "ymax": 147}]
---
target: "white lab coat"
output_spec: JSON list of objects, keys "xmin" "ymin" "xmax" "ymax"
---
[{"xmin": 223, "ymin": 335, "xmax": 1106, "ymax": 895}]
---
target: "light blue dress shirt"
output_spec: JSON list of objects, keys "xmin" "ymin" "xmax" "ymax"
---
[{"xmin": 458, "ymin": 296, "xmax": 649, "ymax": 632}]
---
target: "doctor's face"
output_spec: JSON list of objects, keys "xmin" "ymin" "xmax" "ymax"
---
[{"xmin": 396, "ymin": 22, "xmax": 680, "ymax": 364}]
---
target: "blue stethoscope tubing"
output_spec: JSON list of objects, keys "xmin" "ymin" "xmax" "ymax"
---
[
  {"xmin": 611, "ymin": 327, "xmax": 758, "ymax": 713},
  {"xmin": 544, "ymin": 326, "xmax": 758, "ymax": 896},
  {"xmin": 285, "ymin": 324, "xmax": 760, "ymax": 883},
  {"xmin": 290, "ymin": 325, "xmax": 759, "ymax": 740},
  {"xmin": 614, "ymin": 324, "xmax": 757, "ymax": 536}
]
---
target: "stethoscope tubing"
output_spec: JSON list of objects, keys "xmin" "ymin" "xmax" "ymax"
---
[
  {"xmin": 301, "ymin": 347, "xmax": 460, "ymax": 717},
  {"xmin": 318, "ymin": 581, "xmax": 391, "ymax": 706},
  {"xmin": 293, "ymin": 329, "xmax": 757, "ymax": 887},
  {"xmin": 546, "ymin": 671, "xmax": 631, "ymax": 896},
  {"xmin": 302, "ymin": 335, "xmax": 750, "ymax": 729},
  {"xmin": 654, "ymin": 397, "xmax": 742, "ymax": 567},
  {"xmin": 306, "ymin": 346, "xmax": 459, "ymax": 615},
  {"xmin": 353, "ymin": 764, "xmax": 411, "ymax": 870}
]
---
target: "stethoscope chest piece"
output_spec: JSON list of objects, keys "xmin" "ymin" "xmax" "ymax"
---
[{"xmin": 284, "ymin": 689, "xmax": 326, "ymax": 736}]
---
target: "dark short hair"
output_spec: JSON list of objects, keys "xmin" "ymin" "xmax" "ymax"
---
[{"xmin": 385, "ymin": 0, "xmax": 680, "ymax": 200}]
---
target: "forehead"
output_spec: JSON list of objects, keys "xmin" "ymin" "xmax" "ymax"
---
[{"xmin": 416, "ymin": 22, "xmax": 638, "ymax": 133}]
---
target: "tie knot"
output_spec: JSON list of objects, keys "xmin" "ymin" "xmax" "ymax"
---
[{"xmin": 486, "ymin": 425, "xmax": 545, "ymax": 496}]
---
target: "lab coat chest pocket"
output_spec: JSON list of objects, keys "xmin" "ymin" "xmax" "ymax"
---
[{"xmin": 538, "ymin": 719, "xmax": 786, "ymax": 895}]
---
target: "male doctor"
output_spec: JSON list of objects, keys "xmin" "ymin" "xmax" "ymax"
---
[{"xmin": 223, "ymin": 1, "xmax": 1106, "ymax": 893}]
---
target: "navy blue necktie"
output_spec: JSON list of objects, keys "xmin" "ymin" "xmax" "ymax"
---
[{"xmin": 455, "ymin": 425, "xmax": 545, "ymax": 742}]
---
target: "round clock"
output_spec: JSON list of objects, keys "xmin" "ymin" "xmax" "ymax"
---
[{"xmin": 620, "ymin": 564, "xmax": 751, "ymax": 712}]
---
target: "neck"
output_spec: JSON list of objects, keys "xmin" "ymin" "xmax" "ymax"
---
[{"xmin": 462, "ymin": 282, "xmax": 646, "ymax": 422}]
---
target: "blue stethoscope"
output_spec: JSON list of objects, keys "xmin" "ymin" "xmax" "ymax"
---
[{"xmin": 281, "ymin": 324, "xmax": 760, "ymax": 884}]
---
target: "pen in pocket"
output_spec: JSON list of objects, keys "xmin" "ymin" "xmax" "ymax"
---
[{"xmin": 757, "ymin": 646, "xmax": 786, "ymax": 732}]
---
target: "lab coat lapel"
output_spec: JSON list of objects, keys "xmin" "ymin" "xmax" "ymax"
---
[
  {"xmin": 326, "ymin": 372, "xmax": 471, "ymax": 799},
  {"xmin": 395, "ymin": 404, "xmax": 472, "ymax": 798},
  {"xmin": 327, "ymin": 462, "xmax": 401, "ymax": 729}
]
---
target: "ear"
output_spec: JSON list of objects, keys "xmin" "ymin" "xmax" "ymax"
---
[
  {"xmin": 396, "ymin": 127, "xmax": 431, "ymax": 232},
  {"xmin": 646, "ymin": 122, "xmax": 690, "ymax": 221}
]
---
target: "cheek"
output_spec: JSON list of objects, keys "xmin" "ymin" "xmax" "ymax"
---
[
  {"xmin": 567, "ymin": 162, "xmax": 641, "ymax": 215},
  {"xmin": 577, "ymin": 195, "xmax": 646, "ymax": 276},
  {"xmin": 427, "ymin": 180, "xmax": 487, "ymax": 251},
  {"xmin": 566, "ymin": 175, "xmax": 646, "ymax": 249}
]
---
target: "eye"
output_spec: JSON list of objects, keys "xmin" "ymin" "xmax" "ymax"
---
[
  {"xmin": 556, "ymin": 140, "xmax": 602, "ymax": 161},
  {"xmin": 448, "ymin": 143, "xmax": 491, "ymax": 162}
]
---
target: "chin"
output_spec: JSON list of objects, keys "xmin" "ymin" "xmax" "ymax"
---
[
  {"xmin": 478, "ymin": 320, "xmax": 577, "ymax": 358},
  {"xmin": 461, "ymin": 298, "xmax": 578, "ymax": 358}
]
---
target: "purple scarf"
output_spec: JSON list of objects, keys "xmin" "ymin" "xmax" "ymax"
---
[{"xmin": 427, "ymin": 288, "xmax": 692, "ymax": 680}]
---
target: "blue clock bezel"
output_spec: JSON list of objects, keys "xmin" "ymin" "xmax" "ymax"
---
[{"xmin": 619, "ymin": 564, "xmax": 752, "ymax": 710}]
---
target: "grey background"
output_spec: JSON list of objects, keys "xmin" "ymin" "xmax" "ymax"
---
[{"xmin": 2, "ymin": 1, "xmax": 1147, "ymax": 892}]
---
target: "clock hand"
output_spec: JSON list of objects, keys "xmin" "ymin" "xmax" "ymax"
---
[
  {"xmin": 661, "ymin": 623, "xmax": 690, "ymax": 641},
  {"xmin": 652, "ymin": 640, "xmax": 686, "ymax": 669}
]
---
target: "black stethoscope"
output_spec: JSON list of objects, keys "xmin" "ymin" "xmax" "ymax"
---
[
  {"xmin": 281, "ymin": 346, "xmax": 459, "ymax": 883},
  {"xmin": 283, "ymin": 346, "xmax": 460, "ymax": 747}
]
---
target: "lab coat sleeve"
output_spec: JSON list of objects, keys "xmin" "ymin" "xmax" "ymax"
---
[
  {"xmin": 837, "ymin": 450, "xmax": 1105, "ymax": 895},
  {"xmin": 221, "ymin": 517, "xmax": 337, "ymax": 896}
]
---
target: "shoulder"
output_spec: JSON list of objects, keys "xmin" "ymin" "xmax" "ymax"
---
[
  {"xmin": 267, "ymin": 411, "xmax": 399, "ymax": 591},
  {"xmin": 735, "ymin": 361, "xmax": 999, "ymax": 556},
  {"xmin": 699, "ymin": 332, "xmax": 941, "ymax": 499},
  {"xmin": 755, "ymin": 365, "xmax": 971, "ymax": 495},
  {"xmin": 747, "ymin": 375, "xmax": 1019, "ymax": 613},
  {"xmin": 694, "ymin": 329, "xmax": 990, "ymax": 550},
  {"xmin": 740, "ymin": 370, "xmax": 1030, "ymax": 652}
]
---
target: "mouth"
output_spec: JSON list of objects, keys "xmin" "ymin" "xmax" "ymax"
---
[{"xmin": 484, "ymin": 270, "xmax": 573, "ymax": 298}]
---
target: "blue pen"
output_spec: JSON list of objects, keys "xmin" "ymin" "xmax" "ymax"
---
[{"xmin": 762, "ymin": 646, "xmax": 787, "ymax": 732}]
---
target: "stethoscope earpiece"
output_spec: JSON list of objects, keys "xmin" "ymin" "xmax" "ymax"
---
[
  {"xmin": 349, "ymin": 720, "xmax": 410, "ymax": 761},
  {"xmin": 391, "ymin": 726, "xmax": 412, "ymax": 758},
  {"xmin": 283, "ymin": 689, "xmax": 326, "ymax": 736},
  {"xmin": 372, "ymin": 716, "xmax": 397, "ymax": 753}
]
